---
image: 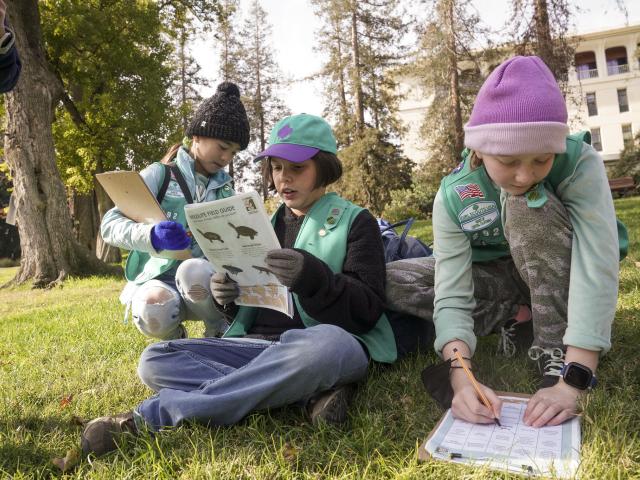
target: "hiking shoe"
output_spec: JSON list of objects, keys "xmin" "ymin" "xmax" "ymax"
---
[
  {"xmin": 497, "ymin": 319, "xmax": 534, "ymax": 357},
  {"xmin": 528, "ymin": 346, "xmax": 565, "ymax": 389},
  {"xmin": 307, "ymin": 385, "xmax": 355, "ymax": 426},
  {"xmin": 81, "ymin": 411, "xmax": 138, "ymax": 457}
]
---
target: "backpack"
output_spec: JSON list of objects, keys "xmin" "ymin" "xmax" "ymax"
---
[
  {"xmin": 156, "ymin": 162, "xmax": 193, "ymax": 204},
  {"xmin": 377, "ymin": 218, "xmax": 433, "ymax": 263}
]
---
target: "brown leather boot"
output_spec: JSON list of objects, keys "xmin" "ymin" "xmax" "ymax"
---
[
  {"xmin": 81, "ymin": 411, "xmax": 138, "ymax": 457},
  {"xmin": 307, "ymin": 384, "xmax": 355, "ymax": 426}
]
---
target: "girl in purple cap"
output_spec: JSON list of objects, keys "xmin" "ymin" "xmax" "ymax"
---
[
  {"xmin": 389, "ymin": 55, "xmax": 624, "ymax": 428},
  {"xmin": 81, "ymin": 113, "xmax": 427, "ymax": 458}
]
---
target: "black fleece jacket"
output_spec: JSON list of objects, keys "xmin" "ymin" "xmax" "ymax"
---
[{"xmin": 245, "ymin": 206, "xmax": 387, "ymax": 339}]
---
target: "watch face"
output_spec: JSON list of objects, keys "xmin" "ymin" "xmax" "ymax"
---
[{"xmin": 565, "ymin": 363, "xmax": 592, "ymax": 389}]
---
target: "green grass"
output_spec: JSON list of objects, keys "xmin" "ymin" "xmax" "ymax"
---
[{"xmin": 1, "ymin": 198, "xmax": 639, "ymax": 479}]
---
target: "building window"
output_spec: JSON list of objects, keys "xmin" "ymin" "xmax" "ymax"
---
[
  {"xmin": 586, "ymin": 92, "xmax": 598, "ymax": 116},
  {"xmin": 575, "ymin": 51, "xmax": 598, "ymax": 79},
  {"xmin": 591, "ymin": 128, "xmax": 602, "ymax": 151},
  {"xmin": 605, "ymin": 46, "xmax": 629, "ymax": 75},
  {"xmin": 618, "ymin": 88, "xmax": 629, "ymax": 113},
  {"xmin": 622, "ymin": 124, "xmax": 633, "ymax": 148}
]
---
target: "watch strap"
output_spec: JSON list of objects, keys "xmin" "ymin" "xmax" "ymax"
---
[{"xmin": 561, "ymin": 362, "xmax": 597, "ymax": 389}]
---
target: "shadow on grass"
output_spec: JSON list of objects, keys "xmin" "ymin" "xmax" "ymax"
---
[{"xmin": 0, "ymin": 414, "xmax": 82, "ymax": 474}]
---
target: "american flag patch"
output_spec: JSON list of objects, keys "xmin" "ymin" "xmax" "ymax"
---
[{"xmin": 454, "ymin": 183, "xmax": 484, "ymax": 200}]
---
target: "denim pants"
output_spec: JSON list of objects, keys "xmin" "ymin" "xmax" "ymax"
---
[
  {"xmin": 126, "ymin": 258, "xmax": 227, "ymax": 340},
  {"xmin": 135, "ymin": 324, "xmax": 369, "ymax": 430}
]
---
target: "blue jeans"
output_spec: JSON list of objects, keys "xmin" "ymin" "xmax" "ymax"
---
[{"xmin": 135, "ymin": 324, "xmax": 369, "ymax": 430}]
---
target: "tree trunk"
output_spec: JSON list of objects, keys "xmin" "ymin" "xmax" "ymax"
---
[
  {"xmin": 70, "ymin": 190, "xmax": 98, "ymax": 252},
  {"xmin": 350, "ymin": 3, "xmax": 365, "ymax": 136},
  {"xmin": 94, "ymin": 179, "xmax": 121, "ymax": 264},
  {"xmin": 4, "ymin": 0, "xmax": 120, "ymax": 288},
  {"xmin": 533, "ymin": 0, "xmax": 555, "ymax": 74},
  {"xmin": 254, "ymin": 20, "xmax": 267, "ymax": 200},
  {"xmin": 180, "ymin": 27, "xmax": 188, "ymax": 132},
  {"xmin": 445, "ymin": 0, "xmax": 464, "ymax": 161},
  {"xmin": 331, "ymin": 9, "xmax": 350, "ymax": 146}
]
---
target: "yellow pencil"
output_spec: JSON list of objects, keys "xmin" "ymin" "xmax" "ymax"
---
[{"xmin": 452, "ymin": 348, "xmax": 501, "ymax": 426}]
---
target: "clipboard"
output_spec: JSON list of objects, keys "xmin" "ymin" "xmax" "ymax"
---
[
  {"xmin": 418, "ymin": 391, "xmax": 580, "ymax": 478},
  {"xmin": 96, "ymin": 170, "xmax": 191, "ymax": 260}
]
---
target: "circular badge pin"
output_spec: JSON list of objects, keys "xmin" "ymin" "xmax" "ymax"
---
[{"xmin": 318, "ymin": 228, "xmax": 327, "ymax": 237}]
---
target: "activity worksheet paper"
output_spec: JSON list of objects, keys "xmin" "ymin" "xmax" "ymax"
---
[{"xmin": 423, "ymin": 396, "xmax": 580, "ymax": 478}]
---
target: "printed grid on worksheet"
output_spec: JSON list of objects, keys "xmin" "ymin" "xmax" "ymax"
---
[{"xmin": 437, "ymin": 400, "xmax": 563, "ymax": 462}]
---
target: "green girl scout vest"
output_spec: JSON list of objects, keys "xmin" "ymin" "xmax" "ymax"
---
[
  {"xmin": 124, "ymin": 164, "xmax": 234, "ymax": 284},
  {"xmin": 441, "ymin": 132, "xmax": 628, "ymax": 263},
  {"xmin": 223, "ymin": 192, "xmax": 398, "ymax": 364}
]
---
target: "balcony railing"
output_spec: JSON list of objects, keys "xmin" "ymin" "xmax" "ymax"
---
[
  {"xmin": 576, "ymin": 68, "xmax": 598, "ymax": 80},
  {"xmin": 607, "ymin": 63, "xmax": 629, "ymax": 75}
]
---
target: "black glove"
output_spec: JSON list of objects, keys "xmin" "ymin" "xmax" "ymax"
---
[
  {"xmin": 210, "ymin": 272, "xmax": 239, "ymax": 305},
  {"xmin": 265, "ymin": 248, "xmax": 305, "ymax": 287}
]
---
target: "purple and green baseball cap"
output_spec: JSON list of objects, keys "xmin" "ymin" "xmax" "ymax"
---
[{"xmin": 254, "ymin": 114, "xmax": 338, "ymax": 163}]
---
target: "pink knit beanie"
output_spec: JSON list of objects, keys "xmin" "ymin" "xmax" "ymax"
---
[{"xmin": 464, "ymin": 56, "xmax": 569, "ymax": 155}]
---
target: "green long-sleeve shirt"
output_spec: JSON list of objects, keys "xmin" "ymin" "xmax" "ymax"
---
[{"xmin": 433, "ymin": 142, "xmax": 619, "ymax": 356}]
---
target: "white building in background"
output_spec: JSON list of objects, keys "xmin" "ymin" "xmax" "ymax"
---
[
  {"xmin": 569, "ymin": 24, "xmax": 640, "ymax": 161},
  {"xmin": 397, "ymin": 24, "xmax": 640, "ymax": 165}
]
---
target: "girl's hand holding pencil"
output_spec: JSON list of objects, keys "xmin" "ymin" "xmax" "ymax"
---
[{"xmin": 444, "ymin": 341, "xmax": 503, "ymax": 425}]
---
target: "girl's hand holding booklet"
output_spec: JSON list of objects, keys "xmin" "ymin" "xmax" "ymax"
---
[{"xmin": 185, "ymin": 191, "xmax": 294, "ymax": 317}]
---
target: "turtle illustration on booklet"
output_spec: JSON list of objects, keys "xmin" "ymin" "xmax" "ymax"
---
[{"xmin": 184, "ymin": 191, "xmax": 294, "ymax": 317}]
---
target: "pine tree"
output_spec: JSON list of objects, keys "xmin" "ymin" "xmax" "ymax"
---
[
  {"xmin": 216, "ymin": 0, "xmax": 243, "ymax": 84},
  {"xmin": 508, "ymin": 0, "xmax": 576, "ymax": 90},
  {"xmin": 234, "ymin": 0, "xmax": 289, "ymax": 196},
  {"xmin": 413, "ymin": 0, "xmax": 491, "ymax": 172},
  {"xmin": 164, "ymin": 3, "xmax": 220, "ymax": 137},
  {"xmin": 311, "ymin": 0, "xmax": 353, "ymax": 146},
  {"xmin": 313, "ymin": 0, "xmax": 414, "ymax": 215},
  {"xmin": 215, "ymin": 0, "xmax": 244, "ymax": 179}
]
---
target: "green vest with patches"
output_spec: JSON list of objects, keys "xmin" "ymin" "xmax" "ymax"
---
[
  {"xmin": 124, "ymin": 165, "xmax": 234, "ymax": 284},
  {"xmin": 223, "ymin": 192, "xmax": 398, "ymax": 364},
  {"xmin": 441, "ymin": 132, "xmax": 627, "ymax": 262}
]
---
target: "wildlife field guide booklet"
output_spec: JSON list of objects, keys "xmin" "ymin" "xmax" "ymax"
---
[{"xmin": 184, "ymin": 191, "xmax": 294, "ymax": 317}]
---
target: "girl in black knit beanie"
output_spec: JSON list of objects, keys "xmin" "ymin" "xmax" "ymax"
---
[{"xmin": 100, "ymin": 82, "xmax": 250, "ymax": 342}]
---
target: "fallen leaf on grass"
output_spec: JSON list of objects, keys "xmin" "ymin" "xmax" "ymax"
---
[
  {"xmin": 52, "ymin": 448, "xmax": 80, "ymax": 472},
  {"xmin": 635, "ymin": 261, "xmax": 640, "ymax": 268},
  {"xmin": 282, "ymin": 442, "xmax": 300, "ymax": 463},
  {"xmin": 59, "ymin": 394, "xmax": 73, "ymax": 409}
]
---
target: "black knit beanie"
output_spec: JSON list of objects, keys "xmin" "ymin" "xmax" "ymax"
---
[{"xmin": 186, "ymin": 82, "xmax": 250, "ymax": 150}]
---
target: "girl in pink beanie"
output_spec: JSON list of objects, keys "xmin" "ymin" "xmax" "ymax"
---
[{"xmin": 390, "ymin": 55, "xmax": 626, "ymax": 428}]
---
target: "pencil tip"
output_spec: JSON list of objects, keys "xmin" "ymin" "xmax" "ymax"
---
[{"xmin": 495, "ymin": 418, "xmax": 501, "ymax": 427}]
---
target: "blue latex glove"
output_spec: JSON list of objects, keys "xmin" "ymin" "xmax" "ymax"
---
[{"xmin": 150, "ymin": 221, "xmax": 191, "ymax": 251}]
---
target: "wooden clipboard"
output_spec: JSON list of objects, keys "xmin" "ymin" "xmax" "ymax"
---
[
  {"xmin": 418, "ymin": 391, "xmax": 532, "ymax": 461},
  {"xmin": 96, "ymin": 170, "xmax": 191, "ymax": 260}
]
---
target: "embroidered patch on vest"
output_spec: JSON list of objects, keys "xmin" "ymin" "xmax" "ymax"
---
[
  {"xmin": 454, "ymin": 183, "xmax": 484, "ymax": 201},
  {"xmin": 458, "ymin": 201, "xmax": 499, "ymax": 232},
  {"xmin": 452, "ymin": 160, "xmax": 464, "ymax": 174},
  {"xmin": 165, "ymin": 179, "xmax": 183, "ymax": 197}
]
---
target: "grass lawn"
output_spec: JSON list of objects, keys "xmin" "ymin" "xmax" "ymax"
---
[{"xmin": 1, "ymin": 198, "xmax": 639, "ymax": 479}]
